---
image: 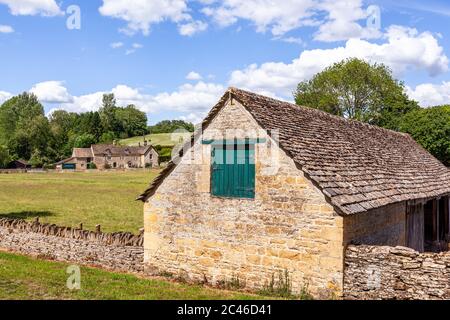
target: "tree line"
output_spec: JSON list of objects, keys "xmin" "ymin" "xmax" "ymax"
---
[
  {"xmin": 294, "ymin": 58, "xmax": 450, "ymax": 166},
  {"xmin": 0, "ymin": 91, "xmax": 196, "ymax": 169},
  {"xmin": 0, "ymin": 93, "xmax": 149, "ymax": 168}
]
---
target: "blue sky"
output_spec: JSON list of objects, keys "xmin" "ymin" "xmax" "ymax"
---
[{"xmin": 0, "ymin": 0, "xmax": 449, "ymax": 124}]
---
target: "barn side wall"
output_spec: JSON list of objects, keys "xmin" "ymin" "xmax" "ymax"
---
[
  {"xmin": 144, "ymin": 100, "xmax": 345, "ymax": 298},
  {"xmin": 343, "ymin": 202, "xmax": 407, "ymax": 247}
]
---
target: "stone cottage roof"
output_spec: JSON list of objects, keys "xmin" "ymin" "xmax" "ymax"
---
[
  {"xmin": 55, "ymin": 157, "xmax": 75, "ymax": 165},
  {"xmin": 139, "ymin": 88, "xmax": 450, "ymax": 215},
  {"xmin": 72, "ymin": 148, "xmax": 93, "ymax": 158},
  {"xmin": 91, "ymin": 145, "xmax": 153, "ymax": 157}
]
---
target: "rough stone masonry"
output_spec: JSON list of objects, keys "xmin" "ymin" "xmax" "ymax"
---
[
  {"xmin": 344, "ymin": 245, "xmax": 450, "ymax": 300},
  {"xmin": 0, "ymin": 218, "xmax": 144, "ymax": 273}
]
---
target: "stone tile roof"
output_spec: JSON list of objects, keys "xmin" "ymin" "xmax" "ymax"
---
[
  {"xmin": 55, "ymin": 157, "xmax": 75, "ymax": 165},
  {"xmin": 72, "ymin": 148, "xmax": 93, "ymax": 158},
  {"xmin": 139, "ymin": 88, "xmax": 450, "ymax": 215},
  {"xmin": 91, "ymin": 145, "xmax": 152, "ymax": 157}
]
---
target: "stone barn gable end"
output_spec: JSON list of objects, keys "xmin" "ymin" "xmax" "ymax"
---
[{"xmin": 139, "ymin": 87, "xmax": 450, "ymax": 298}]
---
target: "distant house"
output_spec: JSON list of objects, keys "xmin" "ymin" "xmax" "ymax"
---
[
  {"xmin": 139, "ymin": 88, "xmax": 450, "ymax": 297},
  {"xmin": 8, "ymin": 159, "xmax": 31, "ymax": 169},
  {"xmin": 90, "ymin": 143, "xmax": 159, "ymax": 169},
  {"xmin": 57, "ymin": 142, "xmax": 159, "ymax": 170}
]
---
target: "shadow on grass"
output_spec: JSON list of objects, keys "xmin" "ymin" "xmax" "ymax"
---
[{"xmin": 0, "ymin": 211, "xmax": 55, "ymax": 220}]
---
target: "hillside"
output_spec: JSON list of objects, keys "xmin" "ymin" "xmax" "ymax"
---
[{"xmin": 119, "ymin": 133, "xmax": 190, "ymax": 147}]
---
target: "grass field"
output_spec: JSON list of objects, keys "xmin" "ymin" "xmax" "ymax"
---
[
  {"xmin": 0, "ymin": 170, "xmax": 160, "ymax": 233},
  {"xmin": 0, "ymin": 251, "xmax": 266, "ymax": 300},
  {"xmin": 120, "ymin": 132, "xmax": 191, "ymax": 147}
]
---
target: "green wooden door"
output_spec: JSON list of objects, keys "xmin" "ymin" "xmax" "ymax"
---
[{"xmin": 211, "ymin": 143, "xmax": 255, "ymax": 199}]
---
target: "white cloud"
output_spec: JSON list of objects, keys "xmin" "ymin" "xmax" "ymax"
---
[
  {"xmin": 202, "ymin": 0, "xmax": 316, "ymax": 36},
  {"xmin": 274, "ymin": 36, "xmax": 304, "ymax": 45},
  {"xmin": 406, "ymin": 82, "xmax": 450, "ymax": 107},
  {"xmin": 229, "ymin": 26, "xmax": 449, "ymax": 97},
  {"xmin": 0, "ymin": 91, "xmax": 12, "ymax": 105},
  {"xmin": 186, "ymin": 71, "xmax": 203, "ymax": 81},
  {"xmin": 99, "ymin": 0, "xmax": 191, "ymax": 36},
  {"xmin": 48, "ymin": 81, "xmax": 224, "ymax": 123},
  {"xmin": 314, "ymin": 1, "xmax": 382, "ymax": 42},
  {"xmin": 30, "ymin": 81, "xmax": 74, "ymax": 104},
  {"xmin": 110, "ymin": 42, "xmax": 124, "ymax": 48},
  {"xmin": 0, "ymin": 0, "xmax": 63, "ymax": 16},
  {"xmin": 142, "ymin": 82, "xmax": 225, "ymax": 113},
  {"xmin": 178, "ymin": 20, "xmax": 208, "ymax": 36},
  {"xmin": 179, "ymin": 113, "xmax": 204, "ymax": 125},
  {"xmin": 201, "ymin": 0, "xmax": 381, "ymax": 41},
  {"xmin": 125, "ymin": 43, "xmax": 144, "ymax": 55},
  {"xmin": 0, "ymin": 25, "xmax": 14, "ymax": 33}
]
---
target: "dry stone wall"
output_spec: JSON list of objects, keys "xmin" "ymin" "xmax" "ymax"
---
[
  {"xmin": 0, "ymin": 218, "xmax": 144, "ymax": 273},
  {"xmin": 344, "ymin": 245, "xmax": 450, "ymax": 300}
]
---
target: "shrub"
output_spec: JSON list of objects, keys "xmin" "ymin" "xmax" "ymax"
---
[
  {"xmin": 87, "ymin": 163, "xmax": 97, "ymax": 170},
  {"xmin": 258, "ymin": 270, "xmax": 314, "ymax": 299}
]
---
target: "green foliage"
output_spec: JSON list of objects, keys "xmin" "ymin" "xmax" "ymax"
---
[
  {"xmin": 99, "ymin": 93, "xmax": 118, "ymax": 132},
  {"xmin": 260, "ymin": 270, "xmax": 293, "ymax": 298},
  {"xmin": 294, "ymin": 58, "xmax": 419, "ymax": 127},
  {"xmin": 99, "ymin": 131, "xmax": 116, "ymax": 144},
  {"xmin": 71, "ymin": 133, "xmax": 97, "ymax": 148},
  {"xmin": 154, "ymin": 145, "xmax": 173, "ymax": 163},
  {"xmin": 0, "ymin": 92, "xmax": 45, "ymax": 146},
  {"xmin": 217, "ymin": 274, "xmax": 246, "ymax": 291},
  {"xmin": 399, "ymin": 105, "xmax": 450, "ymax": 166},
  {"xmin": 259, "ymin": 270, "xmax": 312, "ymax": 299},
  {"xmin": 115, "ymin": 104, "xmax": 148, "ymax": 138},
  {"xmin": 87, "ymin": 162, "xmax": 97, "ymax": 170},
  {"xmin": 0, "ymin": 145, "xmax": 10, "ymax": 168},
  {"xmin": 149, "ymin": 120, "xmax": 194, "ymax": 134}
]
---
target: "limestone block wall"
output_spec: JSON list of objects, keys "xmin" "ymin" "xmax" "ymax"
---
[
  {"xmin": 344, "ymin": 245, "xmax": 450, "ymax": 300},
  {"xmin": 344, "ymin": 202, "xmax": 407, "ymax": 247},
  {"xmin": 144, "ymin": 100, "xmax": 345, "ymax": 297},
  {"xmin": 0, "ymin": 218, "xmax": 144, "ymax": 273}
]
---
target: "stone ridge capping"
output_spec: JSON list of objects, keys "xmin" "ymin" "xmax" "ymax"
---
[{"xmin": 0, "ymin": 218, "xmax": 143, "ymax": 247}]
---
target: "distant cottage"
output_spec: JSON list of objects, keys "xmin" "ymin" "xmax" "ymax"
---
[
  {"xmin": 57, "ymin": 142, "xmax": 159, "ymax": 170},
  {"xmin": 139, "ymin": 88, "xmax": 450, "ymax": 297}
]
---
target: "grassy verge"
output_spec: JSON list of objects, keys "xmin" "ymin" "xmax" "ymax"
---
[
  {"xmin": 0, "ymin": 251, "xmax": 267, "ymax": 300},
  {"xmin": 0, "ymin": 170, "xmax": 160, "ymax": 233}
]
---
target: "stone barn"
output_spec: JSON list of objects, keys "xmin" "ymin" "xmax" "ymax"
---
[{"xmin": 139, "ymin": 88, "xmax": 450, "ymax": 297}]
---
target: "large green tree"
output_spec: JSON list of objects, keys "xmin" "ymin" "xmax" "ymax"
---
[
  {"xmin": 99, "ymin": 93, "xmax": 118, "ymax": 133},
  {"xmin": 294, "ymin": 58, "xmax": 419, "ymax": 129},
  {"xmin": 0, "ymin": 92, "xmax": 46, "ymax": 145},
  {"xmin": 0, "ymin": 93, "xmax": 54, "ymax": 162},
  {"xmin": 115, "ymin": 104, "xmax": 148, "ymax": 138},
  {"xmin": 49, "ymin": 110, "xmax": 78, "ymax": 158},
  {"xmin": 399, "ymin": 105, "xmax": 450, "ymax": 166}
]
